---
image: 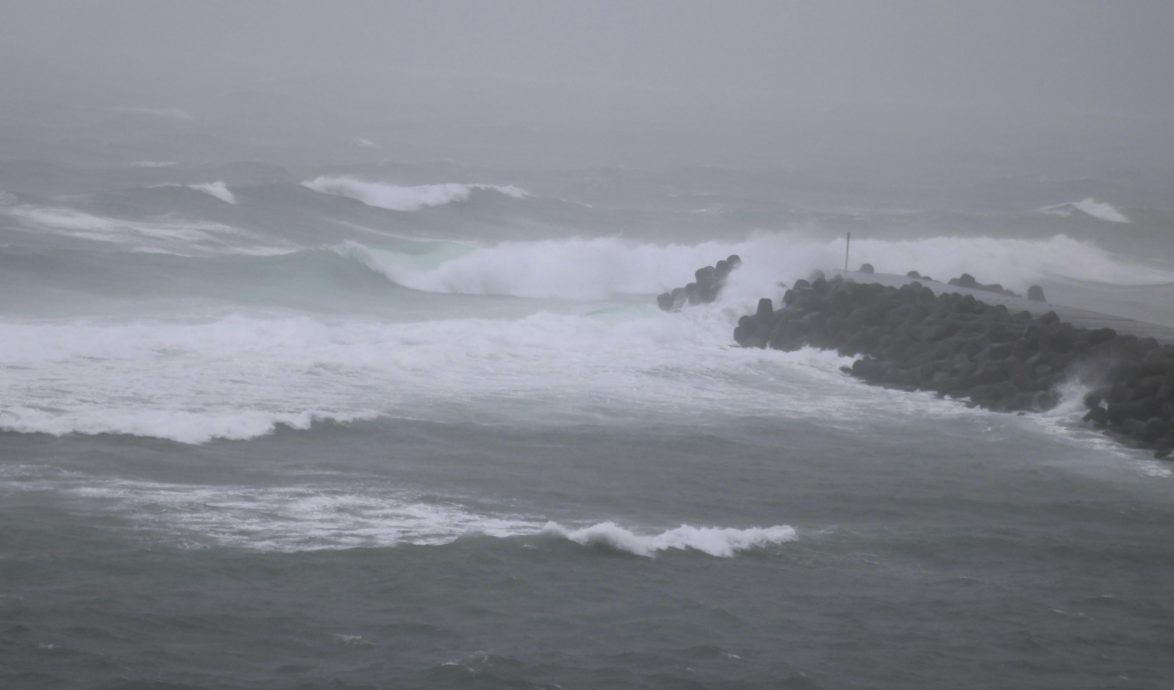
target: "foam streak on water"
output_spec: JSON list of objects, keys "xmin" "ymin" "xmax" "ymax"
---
[{"xmin": 0, "ymin": 465, "xmax": 797, "ymax": 556}]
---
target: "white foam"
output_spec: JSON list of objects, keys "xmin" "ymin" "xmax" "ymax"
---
[
  {"xmin": 0, "ymin": 305, "xmax": 975, "ymax": 444},
  {"xmin": 188, "ymin": 181, "xmax": 236, "ymax": 204},
  {"xmin": 352, "ymin": 137, "xmax": 380, "ymax": 149},
  {"xmin": 0, "ymin": 467, "xmax": 540, "ymax": 551},
  {"xmin": 129, "ymin": 160, "xmax": 178, "ymax": 168},
  {"xmin": 352, "ymin": 232, "xmax": 1174, "ymax": 302},
  {"xmin": 1000, "ymin": 375, "xmax": 1174, "ymax": 480},
  {"xmin": 1042, "ymin": 198, "xmax": 1130, "ymax": 223},
  {"xmin": 5, "ymin": 233, "xmax": 1162, "ymax": 445},
  {"xmin": 355, "ymin": 236, "xmax": 736, "ymax": 300},
  {"xmin": 542, "ymin": 521, "xmax": 797, "ymax": 557},
  {"xmin": 1028, "ymin": 377, "xmax": 1127, "ymax": 452},
  {"xmin": 0, "ymin": 406, "xmax": 378, "ymax": 445},
  {"xmin": 0, "ymin": 466, "xmax": 799, "ymax": 554},
  {"xmin": 301, "ymin": 176, "xmax": 529, "ymax": 212}
]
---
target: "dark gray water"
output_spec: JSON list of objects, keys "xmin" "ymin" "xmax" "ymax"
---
[
  {"xmin": 4, "ymin": 413, "xmax": 1174, "ymax": 689},
  {"xmin": 3, "ymin": 156, "xmax": 1174, "ymax": 689}
]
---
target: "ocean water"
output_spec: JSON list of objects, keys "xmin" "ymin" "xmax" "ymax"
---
[{"xmin": 3, "ymin": 162, "xmax": 1174, "ymax": 689}]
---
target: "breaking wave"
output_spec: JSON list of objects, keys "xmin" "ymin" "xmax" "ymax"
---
[
  {"xmin": 16, "ymin": 232, "xmax": 1162, "ymax": 311},
  {"xmin": 0, "ymin": 407, "xmax": 378, "ymax": 446},
  {"xmin": 352, "ymin": 233, "xmax": 1174, "ymax": 301},
  {"xmin": 149, "ymin": 181, "xmax": 237, "ymax": 204},
  {"xmin": 301, "ymin": 176, "xmax": 529, "ymax": 212},
  {"xmin": 188, "ymin": 181, "xmax": 237, "ymax": 204},
  {"xmin": 3, "ymin": 229, "xmax": 1171, "ymax": 445},
  {"xmin": 541, "ymin": 521, "xmax": 797, "ymax": 557},
  {"xmin": 0, "ymin": 465, "xmax": 798, "ymax": 556},
  {"xmin": 1041, "ymin": 197, "xmax": 1130, "ymax": 223}
]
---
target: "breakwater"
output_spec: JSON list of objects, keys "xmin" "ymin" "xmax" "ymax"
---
[
  {"xmin": 657, "ymin": 255, "xmax": 741, "ymax": 311},
  {"xmin": 733, "ymin": 274, "xmax": 1174, "ymax": 458}
]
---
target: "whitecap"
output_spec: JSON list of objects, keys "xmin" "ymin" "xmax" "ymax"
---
[
  {"xmin": 188, "ymin": 181, "xmax": 236, "ymax": 204},
  {"xmin": 1041, "ymin": 198, "xmax": 1130, "ymax": 223},
  {"xmin": 541, "ymin": 521, "xmax": 797, "ymax": 557},
  {"xmin": 345, "ymin": 233, "xmax": 1174, "ymax": 302},
  {"xmin": 301, "ymin": 176, "xmax": 528, "ymax": 212}
]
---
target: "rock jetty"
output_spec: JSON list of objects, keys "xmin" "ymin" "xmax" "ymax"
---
[
  {"xmin": 907, "ymin": 270, "xmax": 1046, "ymax": 302},
  {"xmin": 734, "ymin": 275, "xmax": 1174, "ymax": 458},
  {"xmin": 657, "ymin": 255, "xmax": 742, "ymax": 311},
  {"xmin": 946, "ymin": 272, "xmax": 1019, "ymax": 298}
]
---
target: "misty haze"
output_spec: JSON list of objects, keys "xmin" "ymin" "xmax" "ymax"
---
[{"xmin": 2, "ymin": 2, "xmax": 1174, "ymax": 689}]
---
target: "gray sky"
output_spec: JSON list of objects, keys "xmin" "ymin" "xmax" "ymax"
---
[
  {"xmin": 2, "ymin": 1, "xmax": 1172, "ymax": 169},
  {"xmin": 4, "ymin": 1, "xmax": 1173, "ymax": 114}
]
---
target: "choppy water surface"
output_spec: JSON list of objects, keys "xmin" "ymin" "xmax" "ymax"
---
[{"xmin": 2, "ymin": 161, "xmax": 1174, "ymax": 689}]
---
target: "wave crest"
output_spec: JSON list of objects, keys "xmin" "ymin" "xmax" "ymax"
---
[
  {"xmin": 0, "ymin": 466, "xmax": 800, "ymax": 555},
  {"xmin": 349, "ymin": 233, "xmax": 1174, "ymax": 301},
  {"xmin": 541, "ymin": 521, "xmax": 797, "ymax": 557},
  {"xmin": 301, "ymin": 176, "xmax": 529, "ymax": 212},
  {"xmin": 1041, "ymin": 197, "xmax": 1130, "ymax": 223},
  {"xmin": 149, "ymin": 181, "xmax": 237, "ymax": 204},
  {"xmin": 188, "ymin": 181, "xmax": 236, "ymax": 204},
  {"xmin": 0, "ymin": 406, "xmax": 378, "ymax": 445}
]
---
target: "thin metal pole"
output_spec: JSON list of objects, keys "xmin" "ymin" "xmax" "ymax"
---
[{"xmin": 844, "ymin": 232, "xmax": 851, "ymax": 272}]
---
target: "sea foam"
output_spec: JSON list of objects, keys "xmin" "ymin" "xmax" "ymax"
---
[
  {"xmin": 0, "ymin": 468, "xmax": 539, "ymax": 551},
  {"xmin": 0, "ymin": 306, "xmax": 953, "ymax": 444}
]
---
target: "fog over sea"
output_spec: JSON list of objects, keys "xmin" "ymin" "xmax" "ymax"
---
[{"xmin": 3, "ymin": 2, "xmax": 1174, "ymax": 689}]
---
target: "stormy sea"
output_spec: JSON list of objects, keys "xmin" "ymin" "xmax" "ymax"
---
[{"xmin": 1, "ymin": 148, "xmax": 1173, "ymax": 690}]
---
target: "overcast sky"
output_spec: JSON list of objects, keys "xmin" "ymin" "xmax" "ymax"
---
[
  {"xmin": 3, "ymin": 1, "xmax": 1172, "ymax": 117},
  {"xmin": 1, "ymin": 1, "xmax": 1172, "ymax": 172}
]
